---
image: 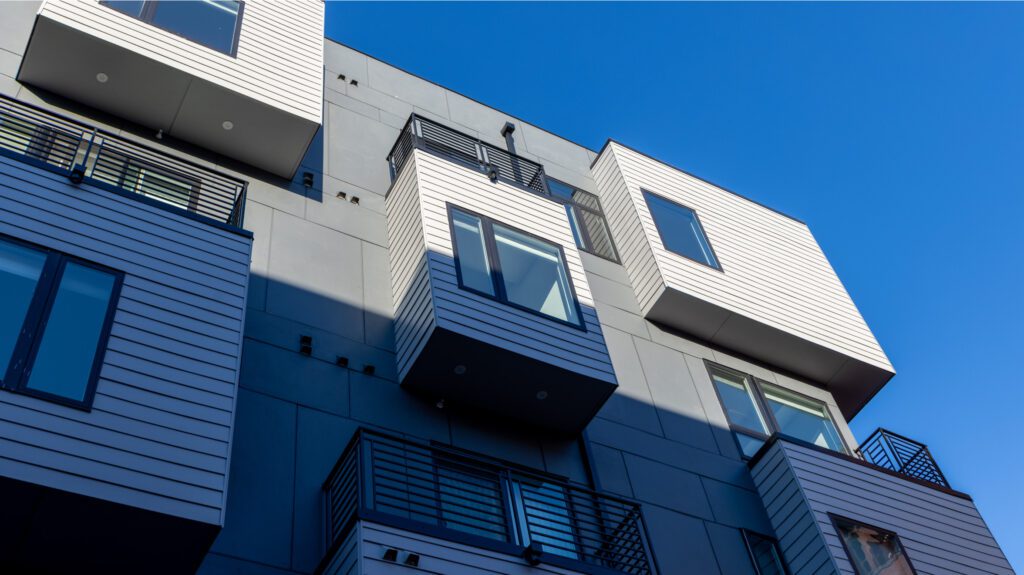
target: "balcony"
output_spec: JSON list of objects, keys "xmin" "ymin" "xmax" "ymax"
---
[
  {"xmin": 0, "ymin": 95, "xmax": 248, "ymax": 231},
  {"xmin": 18, "ymin": 1, "xmax": 323, "ymax": 177},
  {"xmin": 591, "ymin": 141, "xmax": 894, "ymax": 419},
  {"xmin": 318, "ymin": 430, "xmax": 658, "ymax": 575},
  {"xmin": 385, "ymin": 115, "xmax": 617, "ymax": 433},
  {"xmin": 749, "ymin": 432, "xmax": 1012, "ymax": 574}
]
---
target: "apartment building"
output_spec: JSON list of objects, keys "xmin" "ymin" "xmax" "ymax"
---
[{"xmin": 0, "ymin": 2, "xmax": 1013, "ymax": 574}]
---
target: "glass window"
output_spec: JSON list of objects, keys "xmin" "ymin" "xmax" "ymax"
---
[
  {"xmin": 546, "ymin": 178, "xmax": 619, "ymax": 262},
  {"xmin": 643, "ymin": 190, "xmax": 719, "ymax": 269},
  {"xmin": 493, "ymin": 224, "xmax": 580, "ymax": 325},
  {"xmin": 451, "ymin": 209, "xmax": 495, "ymax": 296},
  {"xmin": 124, "ymin": 163, "xmax": 198, "ymax": 211},
  {"xmin": 743, "ymin": 531, "xmax": 788, "ymax": 575},
  {"xmin": 437, "ymin": 463, "xmax": 507, "ymax": 542},
  {"xmin": 0, "ymin": 240, "xmax": 48, "ymax": 379},
  {"xmin": 102, "ymin": 1, "xmax": 242, "ymax": 55},
  {"xmin": 23, "ymin": 263, "xmax": 119, "ymax": 403},
  {"xmin": 833, "ymin": 517, "xmax": 916, "ymax": 575},
  {"xmin": 448, "ymin": 206, "xmax": 584, "ymax": 328},
  {"xmin": 0, "ymin": 236, "xmax": 121, "ymax": 409},
  {"xmin": 514, "ymin": 479, "xmax": 578, "ymax": 560},
  {"xmin": 762, "ymin": 383, "xmax": 845, "ymax": 453}
]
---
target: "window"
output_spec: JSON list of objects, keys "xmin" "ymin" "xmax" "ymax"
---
[
  {"xmin": 546, "ymin": 178, "xmax": 619, "ymax": 262},
  {"xmin": 708, "ymin": 363, "xmax": 847, "ymax": 458},
  {"xmin": 512, "ymin": 478, "xmax": 579, "ymax": 560},
  {"xmin": 832, "ymin": 516, "xmax": 916, "ymax": 575},
  {"xmin": 448, "ymin": 205, "xmax": 583, "ymax": 328},
  {"xmin": 743, "ymin": 531, "xmax": 788, "ymax": 575},
  {"xmin": 91, "ymin": 154, "xmax": 202, "ymax": 213},
  {"xmin": 0, "ymin": 236, "xmax": 122, "ymax": 409},
  {"xmin": 101, "ymin": 1, "xmax": 244, "ymax": 56},
  {"xmin": 642, "ymin": 190, "xmax": 719, "ymax": 269}
]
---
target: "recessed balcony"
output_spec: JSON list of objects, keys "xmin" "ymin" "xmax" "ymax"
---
[
  {"xmin": 318, "ymin": 430, "xmax": 658, "ymax": 575},
  {"xmin": 386, "ymin": 115, "xmax": 617, "ymax": 434}
]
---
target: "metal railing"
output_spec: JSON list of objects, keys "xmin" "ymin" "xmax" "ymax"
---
[
  {"xmin": 322, "ymin": 430, "xmax": 657, "ymax": 575},
  {"xmin": 856, "ymin": 428, "xmax": 950, "ymax": 488},
  {"xmin": 0, "ymin": 95, "xmax": 247, "ymax": 229},
  {"xmin": 388, "ymin": 114, "xmax": 549, "ymax": 195}
]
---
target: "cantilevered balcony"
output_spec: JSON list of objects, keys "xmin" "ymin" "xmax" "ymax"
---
[
  {"xmin": 385, "ymin": 115, "xmax": 617, "ymax": 433},
  {"xmin": 318, "ymin": 430, "xmax": 658, "ymax": 575},
  {"xmin": 0, "ymin": 95, "xmax": 247, "ymax": 230},
  {"xmin": 750, "ymin": 430, "xmax": 1013, "ymax": 574}
]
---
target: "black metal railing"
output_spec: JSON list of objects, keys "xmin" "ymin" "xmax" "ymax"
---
[
  {"xmin": 856, "ymin": 428, "xmax": 950, "ymax": 488},
  {"xmin": 322, "ymin": 430, "xmax": 657, "ymax": 575},
  {"xmin": 387, "ymin": 114, "xmax": 549, "ymax": 195},
  {"xmin": 0, "ymin": 95, "xmax": 247, "ymax": 229}
]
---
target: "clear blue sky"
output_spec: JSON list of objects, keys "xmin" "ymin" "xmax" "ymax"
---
[{"xmin": 326, "ymin": 2, "xmax": 1023, "ymax": 569}]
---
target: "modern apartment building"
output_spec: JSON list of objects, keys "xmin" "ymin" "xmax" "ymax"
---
[{"xmin": 0, "ymin": 2, "xmax": 1013, "ymax": 574}]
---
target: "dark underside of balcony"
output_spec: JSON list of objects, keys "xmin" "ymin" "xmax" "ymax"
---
[
  {"xmin": 0, "ymin": 474, "xmax": 218, "ymax": 574},
  {"xmin": 402, "ymin": 327, "xmax": 617, "ymax": 435}
]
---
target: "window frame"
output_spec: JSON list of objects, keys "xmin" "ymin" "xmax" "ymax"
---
[
  {"xmin": 829, "ymin": 514, "xmax": 918, "ymax": 575},
  {"xmin": 741, "ymin": 530, "xmax": 790, "ymax": 575},
  {"xmin": 446, "ymin": 203, "xmax": 586, "ymax": 331},
  {"xmin": 100, "ymin": 0, "xmax": 246, "ymax": 57},
  {"xmin": 706, "ymin": 362, "xmax": 850, "ymax": 458},
  {"xmin": 642, "ymin": 189, "xmax": 722, "ymax": 271},
  {"xmin": 545, "ymin": 177, "xmax": 620, "ymax": 263},
  {"xmin": 0, "ymin": 233, "xmax": 124, "ymax": 411}
]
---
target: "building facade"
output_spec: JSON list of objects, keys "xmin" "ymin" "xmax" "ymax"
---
[{"xmin": 0, "ymin": 2, "xmax": 1013, "ymax": 574}]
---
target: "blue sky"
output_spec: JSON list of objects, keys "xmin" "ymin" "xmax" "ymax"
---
[{"xmin": 326, "ymin": 2, "xmax": 1024, "ymax": 568}]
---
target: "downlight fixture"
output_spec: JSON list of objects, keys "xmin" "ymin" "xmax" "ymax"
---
[
  {"xmin": 536, "ymin": 390, "xmax": 549, "ymax": 400},
  {"xmin": 95, "ymin": 72, "xmax": 109, "ymax": 83},
  {"xmin": 222, "ymin": 120, "xmax": 234, "ymax": 131}
]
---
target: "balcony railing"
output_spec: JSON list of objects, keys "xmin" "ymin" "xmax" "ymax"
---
[
  {"xmin": 321, "ymin": 429, "xmax": 657, "ymax": 575},
  {"xmin": 856, "ymin": 428, "xmax": 950, "ymax": 489},
  {"xmin": 388, "ymin": 114, "xmax": 549, "ymax": 195},
  {"xmin": 0, "ymin": 95, "xmax": 247, "ymax": 230}
]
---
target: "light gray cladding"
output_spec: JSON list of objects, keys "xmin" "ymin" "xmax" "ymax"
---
[
  {"xmin": 0, "ymin": 155, "xmax": 251, "ymax": 526},
  {"xmin": 751, "ymin": 439, "xmax": 1015, "ymax": 575}
]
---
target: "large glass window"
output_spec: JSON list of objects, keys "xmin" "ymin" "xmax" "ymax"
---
[
  {"xmin": 708, "ymin": 363, "xmax": 847, "ymax": 458},
  {"xmin": 449, "ymin": 206, "xmax": 583, "ymax": 328},
  {"xmin": 0, "ymin": 236, "xmax": 122, "ymax": 409},
  {"xmin": 833, "ymin": 516, "xmax": 916, "ymax": 575},
  {"xmin": 101, "ymin": 1, "xmax": 243, "ymax": 55},
  {"xmin": 547, "ymin": 178, "xmax": 619, "ymax": 262},
  {"xmin": 643, "ymin": 190, "xmax": 720, "ymax": 269},
  {"xmin": 743, "ymin": 531, "xmax": 788, "ymax": 575}
]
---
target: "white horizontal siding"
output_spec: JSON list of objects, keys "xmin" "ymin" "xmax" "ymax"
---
[
  {"xmin": 594, "ymin": 142, "xmax": 892, "ymax": 374},
  {"xmin": 753, "ymin": 440, "xmax": 1014, "ymax": 575},
  {"xmin": 38, "ymin": 0, "xmax": 323, "ymax": 123},
  {"xmin": 395, "ymin": 150, "xmax": 615, "ymax": 385},
  {"xmin": 0, "ymin": 155, "xmax": 250, "ymax": 526}
]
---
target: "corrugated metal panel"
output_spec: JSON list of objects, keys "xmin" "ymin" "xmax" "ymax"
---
[{"xmin": 0, "ymin": 154, "xmax": 250, "ymax": 526}]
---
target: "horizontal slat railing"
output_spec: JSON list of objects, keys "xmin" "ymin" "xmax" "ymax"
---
[
  {"xmin": 387, "ymin": 114, "xmax": 549, "ymax": 195},
  {"xmin": 856, "ymin": 428, "xmax": 950, "ymax": 488},
  {"xmin": 0, "ymin": 95, "xmax": 247, "ymax": 230},
  {"xmin": 320, "ymin": 429, "xmax": 657, "ymax": 575}
]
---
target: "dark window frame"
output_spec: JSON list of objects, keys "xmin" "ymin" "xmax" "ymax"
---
[
  {"xmin": 706, "ymin": 361, "xmax": 850, "ymax": 459},
  {"xmin": 100, "ymin": 0, "xmax": 245, "ymax": 57},
  {"xmin": 829, "ymin": 514, "xmax": 919, "ymax": 575},
  {"xmin": 446, "ymin": 203, "xmax": 586, "ymax": 331},
  {"xmin": 642, "ymin": 189, "xmax": 722, "ymax": 271},
  {"xmin": 0, "ymin": 234, "xmax": 124, "ymax": 411},
  {"xmin": 741, "ymin": 530, "xmax": 790, "ymax": 575},
  {"xmin": 545, "ymin": 177, "xmax": 620, "ymax": 263}
]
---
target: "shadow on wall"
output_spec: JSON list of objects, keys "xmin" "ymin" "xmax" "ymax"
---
[{"xmin": 199, "ymin": 273, "xmax": 769, "ymax": 575}]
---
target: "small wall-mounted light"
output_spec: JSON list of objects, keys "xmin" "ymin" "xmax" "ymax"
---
[
  {"xmin": 69, "ymin": 166, "xmax": 85, "ymax": 184},
  {"xmin": 382, "ymin": 548, "xmax": 398, "ymax": 562},
  {"xmin": 335, "ymin": 356, "xmax": 349, "ymax": 368},
  {"xmin": 336, "ymin": 191, "xmax": 347, "ymax": 200},
  {"xmin": 485, "ymin": 163, "xmax": 499, "ymax": 182},
  {"xmin": 350, "ymin": 196, "xmax": 360, "ymax": 205},
  {"xmin": 299, "ymin": 335, "xmax": 312, "ymax": 356},
  {"xmin": 436, "ymin": 399, "xmax": 445, "ymax": 409},
  {"xmin": 500, "ymin": 121, "xmax": 516, "ymax": 138},
  {"xmin": 302, "ymin": 172, "xmax": 314, "ymax": 188},
  {"xmin": 403, "ymin": 553, "xmax": 420, "ymax": 567},
  {"xmin": 349, "ymin": 79, "xmax": 358, "ymax": 86},
  {"xmin": 155, "ymin": 129, "xmax": 164, "ymax": 140},
  {"xmin": 337, "ymin": 73, "xmax": 346, "ymax": 81},
  {"xmin": 362, "ymin": 364, "xmax": 375, "ymax": 376}
]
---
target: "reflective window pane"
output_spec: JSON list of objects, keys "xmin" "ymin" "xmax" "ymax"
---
[
  {"xmin": 125, "ymin": 164, "xmax": 197, "ymax": 210},
  {"xmin": 711, "ymin": 369, "xmax": 769, "ymax": 435},
  {"xmin": 834, "ymin": 517, "xmax": 915, "ymax": 575},
  {"xmin": 0, "ymin": 240, "xmax": 47, "ymax": 378},
  {"xmin": 736, "ymin": 432, "xmax": 766, "ymax": 459},
  {"xmin": 762, "ymin": 383, "xmax": 845, "ymax": 453},
  {"xmin": 515, "ymin": 480, "xmax": 578, "ymax": 559},
  {"xmin": 493, "ymin": 224, "xmax": 580, "ymax": 325},
  {"xmin": 151, "ymin": 0, "xmax": 241, "ymax": 54},
  {"xmin": 24, "ymin": 263, "xmax": 117, "ymax": 402},
  {"xmin": 101, "ymin": 0, "xmax": 145, "ymax": 17},
  {"xmin": 438, "ymin": 464, "xmax": 506, "ymax": 542},
  {"xmin": 643, "ymin": 191, "xmax": 719, "ymax": 268},
  {"xmin": 451, "ymin": 210, "xmax": 495, "ymax": 296},
  {"xmin": 564, "ymin": 205, "xmax": 585, "ymax": 250},
  {"xmin": 745, "ymin": 532, "xmax": 787, "ymax": 575}
]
